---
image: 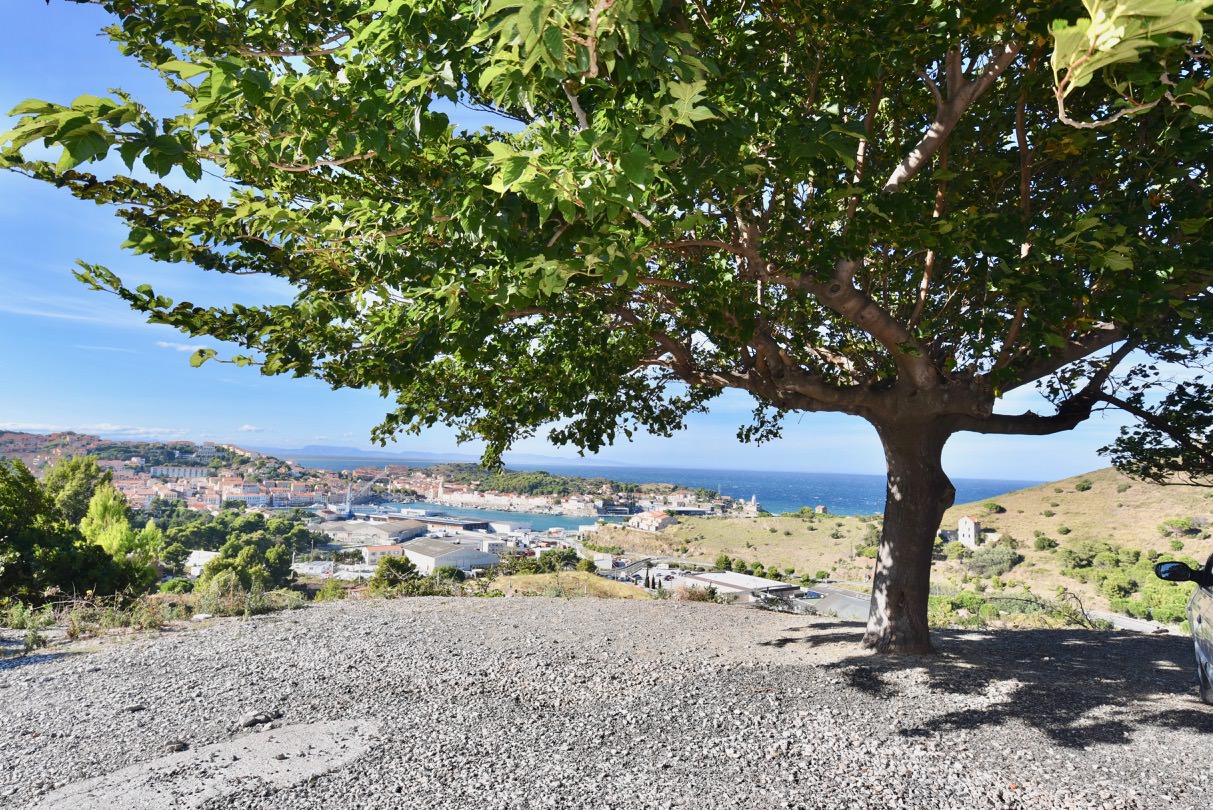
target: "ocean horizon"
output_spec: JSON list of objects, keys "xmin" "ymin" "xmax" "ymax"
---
[{"xmin": 293, "ymin": 454, "xmax": 1042, "ymax": 528}]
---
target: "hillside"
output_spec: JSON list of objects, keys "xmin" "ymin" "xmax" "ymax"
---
[
  {"xmin": 594, "ymin": 466, "xmax": 1211, "ymax": 622},
  {"xmin": 936, "ymin": 467, "xmax": 1212, "ymax": 617}
]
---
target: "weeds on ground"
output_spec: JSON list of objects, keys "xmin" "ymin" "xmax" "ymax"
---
[{"xmin": 927, "ymin": 589, "xmax": 1112, "ymax": 630}]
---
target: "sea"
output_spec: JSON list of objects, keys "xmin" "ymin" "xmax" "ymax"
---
[{"xmin": 293, "ymin": 455, "xmax": 1041, "ymax": 532}]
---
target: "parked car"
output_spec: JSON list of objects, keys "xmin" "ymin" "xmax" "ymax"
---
[{"xmin": 1154, "ymin": 555, "xmax": 1213, "ymax": 704}]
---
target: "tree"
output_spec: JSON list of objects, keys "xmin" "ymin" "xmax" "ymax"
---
[
  {"xmin": 79, "ymin": 483, "xmax": 134, "ymax": 559},
  {"xmin": 3, "ymin": 1, "xmax": 1211, "ymax": 652},
  {"xmin": 0, "ymin": 460, "xmax": 140, "ymax": 601},
  {"xmin": 368, "ymin": 555, "xmax": 420, "ymax": 594},
  {"xmin": 42, "ymin": 455, "xmax": 112, "ymax": 525}
]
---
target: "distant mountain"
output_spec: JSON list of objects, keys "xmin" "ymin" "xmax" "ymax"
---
[
  {"xmin": 246, "ymin": 444, "xmax": 635, "ymax": 468},
  {"xmin": 248, "ymin": 444, "xmax": 481, "ymax": 462}
]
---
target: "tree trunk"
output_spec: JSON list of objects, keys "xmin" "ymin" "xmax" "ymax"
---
[{"xmin": 863, "ymin": 420, "xmax": 956, "ymax": 654}]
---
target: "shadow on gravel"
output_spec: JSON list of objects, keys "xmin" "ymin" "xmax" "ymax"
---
[
  {"xmin": 0, "ymin": 651, "xmax": 71, "ymax": 672},
  {"xmin": 758, "ymin": 619, "xmax": 865, "ymax": 650},
  {"xmin": 763, "ymin": 625, "xmax": 1213, "ymax": 749}
]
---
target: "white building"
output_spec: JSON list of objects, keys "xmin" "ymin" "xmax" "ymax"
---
[
  {"xmin": 184, "ymin": 550, "xmax": 221, "ymax": 579},
  {"xmin": 362, "ymin": 544, "xmax": 408, "ymax": 566},
  {"xmin": 149, "ymin": 465, "xmax": 210, "ymax": 480},
  {"xmin": 957, "ymin": 516, "xmax": 982, "ymax": 548},
  {"xmin": 316, "ymin": 519, "xmax": 427, "ymax": 547},
  {"xmin": 626, "ymin": 510, "xmax": 679, "ymax": 532},
  {"xmin": 401, "ymin": 538, "xmax": 500, "ymax": 575},
  {"xmin": 669, "ymin": 571, "xmax": 798, "ymax": 603},
  {"xmin": 480, "ymin": 538, "xmax": 507, "ymax": 555}
]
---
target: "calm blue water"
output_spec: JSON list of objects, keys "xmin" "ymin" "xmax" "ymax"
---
[
  {"xmin": 300, "ymin": 455, "xmax": 1040, "ymax": 529},
  {"xmin": 355, "ymin": 502, "xmax": 608, "ymax": 532}
]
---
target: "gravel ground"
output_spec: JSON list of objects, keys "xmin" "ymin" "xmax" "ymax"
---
[{"xmin": 2, "ymin": 597, "xmax": 1212, "ymax": 810}]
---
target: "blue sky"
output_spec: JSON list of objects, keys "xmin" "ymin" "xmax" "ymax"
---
[{"xmin": 0, "ymin": 1, "xmax": 1134, "ymax": 479}]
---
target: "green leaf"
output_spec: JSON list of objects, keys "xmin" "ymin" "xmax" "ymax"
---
[
  {"xmin": 157, "ymin": 59, "xmax": 210, "ymax": 80},
  {"xmin": 620, "ymin": 147, "xmax": 650, "ymax": 188},
  {"xmin": 542, "ymin": 25, "xmax": 564, "ymax": 63},
  {"xmin": 189, "ymin": 348, "xmax": 217, "ymax": 368}
]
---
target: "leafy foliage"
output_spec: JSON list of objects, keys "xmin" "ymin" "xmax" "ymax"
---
[
  {"xmin": 3, "ymin": 0, "xmax": 1211, "ymax": 650},
  {"xmin": 0, "ymin": 459, "xmax": 144, "ymax": 604},
  {"xmin": 42, "ymin": 456, "xmax": 113, "ymax": 525},
  {"xmin": 964, "ymin": 544, "xmax": 1024, "ymax": 577}
]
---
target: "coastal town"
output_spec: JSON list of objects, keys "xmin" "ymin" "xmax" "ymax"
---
[
  {"xmin": 2, "ymin": 430, "xmax": 815, "ymax": 607},
  {"xmin": 0, "ymin": 430, "xmax": 752, "ymax": 518}
]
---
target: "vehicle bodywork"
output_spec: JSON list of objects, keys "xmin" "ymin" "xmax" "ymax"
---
[{"xmin": 1154, "ymin": 556, "xmax": 1213, "ymax": 704}]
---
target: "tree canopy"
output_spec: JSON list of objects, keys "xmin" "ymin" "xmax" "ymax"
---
[{"xmin": 3, "ymin": 0, "xmax": 1210, "ymax": 651}]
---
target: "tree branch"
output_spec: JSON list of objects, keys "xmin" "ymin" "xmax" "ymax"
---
[
  {"xmin": 883, "ymin": 43, "xmax": 1022, "ymax": 193},
  {"xmin": 998, "ymin": 324, "xmax": 1127, "ymax": 391}
]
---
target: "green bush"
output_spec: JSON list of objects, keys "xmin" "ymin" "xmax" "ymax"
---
[
  {"xmin": 1075, "ymin": 479, "xmax": 1093, "ymax": 492},
  {"xmin": 1033, "ymin": 536, "xmax": 1058, "ymax": 551},
  {"xmin": 1160, "ymin": 518, "xmax": 1197, "ymax": 537},
  {"xmin": 1116, "ymin": 482, "xmax": 1132, "ymax": 493},
  {"xmin": 965, "ymin": 545, "xmax": 1023, "ymax": 577},
  {"xmin": 368, "ymin": 555, "xmax": 420, "ymax": 595},
  {"xmin": 158, "ymin": 577, "xmax": 193, "ymax": 594},
  {"xmin": 683, "ymin": 585, "xmax": 720, "ymax": 603},
  {"xmin": 1042, "ymin": 510, "xmax": 1056, "ymax": 518},
  {"xmin": 1057, "ymin": 526, "xmax": 1071, "ymax": 535},
  {"xmin": 194, "ymin": 570, "xmax": 251, "ymax": 615},
  {"xmin": 943, "ymin": 541, "xmax": 969, "ymax": 560},
  {"xmin": 1170, "ymin": 539, "xmax": 1185, "ymax": 551},
  {"xmin": 314, "ymin": 578, "xmax": 347, "ymax": 602}
]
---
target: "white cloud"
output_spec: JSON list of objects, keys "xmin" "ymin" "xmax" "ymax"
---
[
  {"xmin": 156, "ymin": 340, "xmax": 211, "ymax": 353},
  {"xmin": 238, "ymin": 424, "xmax": 264, "ymax": 433},
  {"xmin": 72, "ymin": 344, "xmax": 138, "ymax": 354}
]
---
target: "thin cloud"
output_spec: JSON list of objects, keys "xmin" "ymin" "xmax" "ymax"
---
[
  {"xmin": 238, "ymin": 424, "xmax": 264, "ymax": 433},
  {"xmin": 0, "ymin": 421, "xmax": 189, "ymax": 441},
  {"xmin": 156, "ymin": 341, "xmax": 212, "ymax": 353},
  {"xmin": 72, "ymin": 344, "xmax": 138, "ymax": 354}
]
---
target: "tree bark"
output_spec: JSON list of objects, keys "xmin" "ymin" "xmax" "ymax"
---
[{"xmin": 863, "ymin": 419, "xmax": 956, "ymax": 654}]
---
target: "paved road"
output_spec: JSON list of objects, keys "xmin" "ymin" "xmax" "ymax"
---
[
  {"xmin": 802, "ymin": 583, "xmax": 870, "ymax": 621},
  {"xmin": 1088, "ymin": 608, "xmax": 1178, "ymax": 634}
]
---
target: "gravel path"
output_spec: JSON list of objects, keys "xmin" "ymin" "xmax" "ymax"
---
[{"xmin": 2, "ymin": 597, "xmax": 1212, "ymax": 809}]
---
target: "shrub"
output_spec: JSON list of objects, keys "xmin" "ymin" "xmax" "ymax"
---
[
  {"xmin": 965, "ymin": 545, "xmax": 1023, "ymax": 577},
  {"xmin": 681, "ymin": 585, "xmax": 719, "ymax": 603},
  {"xmin": 1042, "ymin": 510, "xmax": 1056, "ymax": 518},
  {"xmin": 368, "ymin": 555, "xmax": 420, "ymax": 596},
  {"xmin": 1074, "ymin": 479, "xmax": 1093, "ymax": 492},
  {"xmin": 194, "ymin": 570, "xmax": 252, "ymax": 616},
  {"xmin": 1116, "ymin": 482, "xmax": 1132, "ymax": 493},
  {"xmin": 314, "ymin": 578, "xmax": 347, "ymax": 602},
  {"xmin": 434, "ymin": 565, "xmax": 467, "ymax": 582},
  {"xmin": 942, "ymin": 540, "xmax": 969, "ymax": 560},
  {"xmin": 983, "ymin": 502, "xmax": 1007, "ymax": 514},
  {"xmin": 1170, "ymin": 539, "xmax": 1185, "ymax": 551},
  {"xmin": 158, "ymin": 577, "xmax": 193, "ymax": 594},
  {"xmin": 1159, "ymin": 518, "xmax": 1198, "ymax": 537},
  {"xmin": 1034, "ymin": 536, "xmax": 1058, "ymax": 551},
  {"xmin": 815, "ymin": 570, "xmax": 829, "ymax": 581},
  {"xmin": 1057, "ymin": 526, "xmax": 1071, "ymax": 535}
]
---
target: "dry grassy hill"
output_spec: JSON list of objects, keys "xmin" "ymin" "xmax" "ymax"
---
[
  {"xmin": 936, "ymin": 467, "xmax": 1213, "ymax": 611},
  {"xmin": 592, "ymin": 467, "xmax": 1212, "ymax": 619}
]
